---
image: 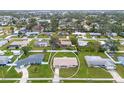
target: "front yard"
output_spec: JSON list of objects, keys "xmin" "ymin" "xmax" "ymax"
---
[
  {"xmin": 28, "ymin": 65, "xmax": 53, "ymax": 78},
  {"xmin": 0, "ymin": 66, "xmax": 21, "ymax": 78},
  {"xmin": 73, "ymin": 52, "xmax": 112, "ymax": 78}
]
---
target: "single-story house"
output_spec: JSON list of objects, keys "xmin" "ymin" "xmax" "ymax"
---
[
  {"xmin": 59, "ymin": 37, "xmax": 72, "ymax": 47},
  {"xmin": 85, "ymin": 56, "xmax": 116, "ymax": 70},
  {"xmin": 35, "ymin": 41, "xmax": 49, "ymax": 47},
  {"xmin": 99, "ymin": 41, "xmax": 106, "ymax": 45},
  {"xmin": 13, "ymin": 30, "xmax": 19, "ymax": 35},
  {"xmin": 25, "ymin": 32, "xmax": 39, "ymax": 36},
  {"xmin": 119, "ymin": 32, "xmax": 124, "ymax": 37},
  {"xmin": 16, "ymin": 54, "xmax": 44, "ymax": 68},
  {"xmin": 89, "ymin": 33, "xmax": 101, "ymax": 36},
  {"xmin": 111, "ymin": 33, "xmax": 117, "ymax": 37},
  {"xmin": 5, "ymin": 36, "xmax": 12, "ymax": 41},
  {"xmin": 0, "ymin": 39, "xmax": 8, "ymax": 47},
  {"xmin": 117, "ymin": 56, "xmax": 124, "ymax": 65},
  {"xmin": 120, "ymin": 41, "xmax": 124, "ymax": 46},
  {"xmin": 0, "ymin": 50, "xmax": 5, "ymax": 55},
  {"xmin": 35, "ymin": 38, "xmax": 49, "ymax": 47},
  {"xmin": 11, "ymin": 50, "xmax": 21, "ymax": 55},
  {"xmin": 53, "ymin": 57, "xmax": 78, "ymax": 68},
  {"xmin": 78, "ymin": 38, "xmax": 88, "ymax": 46},
  {"xmin": 8, "ymin": 40, "xmax": 29, "ymax": 49},
  {"xmin": 72, "ymin": 32, "xmax": 86, "ymax": 36},
  {"xmin": 0, "ymin": 56, "xmax": 10, "ymax": 66}
]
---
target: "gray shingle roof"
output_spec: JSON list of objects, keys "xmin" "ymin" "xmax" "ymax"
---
[{"xmin": 16, "ymin": 54, "xmax": 44, "ymax": 68}]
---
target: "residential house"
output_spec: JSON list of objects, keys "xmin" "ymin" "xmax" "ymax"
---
[
  {"xmin": 78, "ymin": 38, "xmax": 88, "ymax": 46},
  {"xmin": 85, "ymin": 56, "xmax": 116, "ymax": 70},
  {"xmin": 35, "ymin": 38, "xmax": 49, "ymax": 47},
  {"xmin": 58, "ymin": 37, "xmax": 72, "ymax": 47},
  {"xmin": 53, "ymin": 57, "xmax": 78, "ymax": 68},
  {"xmin": 0, "ymin": 56, "xmax": 10, "ymax": 66},
  {"xmin": 0, "ymin": 39, "xmax": 8, "ymax": 47}
]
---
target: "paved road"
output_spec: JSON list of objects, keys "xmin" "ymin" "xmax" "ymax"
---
[
  {"xmin": 108, "ymin": 70, "xmax": 124, "ymax": 83},
  {"xmin": 52, "ymin": 67, "xmax": 60, "ymax": 83},
  {"xmin": 0, "ymin": 78, "xmax": 114, "ymax": 81},
  {"xmin": 29, "ymin": 50, "xmax": 77, "ymax": 53}
]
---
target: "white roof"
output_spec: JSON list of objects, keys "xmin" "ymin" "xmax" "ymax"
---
[
  {"xmin": 72, "ymin": 32, "xmax": 86, "ymax": 36},
  {"xmin": 53, "ymin": 57, "xmax": 78, "ymax": 67},
  {"xmin": 10, "ymin": 41, "xmax": 29, "ymax": 46}
]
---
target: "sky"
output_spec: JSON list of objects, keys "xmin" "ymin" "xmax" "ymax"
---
[{"xmin": 0, "ymin": 0, "xmax": 124, "ymax": 10}]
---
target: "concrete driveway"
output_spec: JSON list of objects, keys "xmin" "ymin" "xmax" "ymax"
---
[
  {"xmin": 108, "ymin": 70, "xmax": 124, "ymax": 83},
  {"xmin": 52, "ymin": 67, "xmax": 60, "ymax": 83},
  {"xmin": 19, "ymin": 68, "xmax": 28, "ymax": 83}
]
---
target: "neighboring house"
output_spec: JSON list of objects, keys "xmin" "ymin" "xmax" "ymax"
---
[
  {"xmin": 35, "ymin": 38, "xmax": 49, "ymax": 47},
  {"xmin": 119, "ymin": 32, "xmax": 124, "ymax": 37},
  {"xmin": 111, "ymin": 33, "xmax": 117, "ymax": 37},
  {"xmin": 7, "ymin": 40, "xmax": 29, "ymax": 49},
  {"xmin": 99, "ymin": 41, "xmax": 106, "ymax": 45},
  {"xmin": 78, "ymin": 38, "xmax": 88, "ymax": 46},
  {"xmin": 0, "ymin": 39, "xmax": 8, "ymax": 47},
  {"xmin": 107, "ymin": 32, "xmax": 117, "ymax": 37},
  {"xmin": 89, "ymin": 33, "xmax": 101, "ymax": 36},
  {"xmin": 0, "ymin": 56, "xmax": 10, "ymax": 66},
  {"xmin": 35, "ymin": 41, "xmax": 48, "ymax": 47},
  {"xmin": 13, "ymin": 30, "xmax": 19, "ymax": 35},
  {"xmin": 120, "ymin": 41, "xmax": 124, "ymax": 46},
  {"xmin": 72, "ymin": 32, "xmax": 86, "ymax": 36},
  {"xmin": 16, "ymin": 54, "xmax": 44, "ymax": 68},
  {"xmin": 11, "ymin": 50, "xmax": 21, "ymax": 55},
  {"xmin": 117, "ymin": 56, "xmax": 124, "ymax": 65},
  {"xmin": 53, "ymin": 57, "xmax": 78, "ymax": 68},
  {"xmin": 0, "ymin": 50, "xmax": 5, "ymax": 55},
  {"xmin": 25, "ymin": 32, "xmax": 39, "ymax": 36},
  {"xmin": 85, "ymin": 56, "xmax": 116, "ymax": 70},
  {"xmin": 59, "ymin": 37, "xmax": 72, "ymax": 47}
]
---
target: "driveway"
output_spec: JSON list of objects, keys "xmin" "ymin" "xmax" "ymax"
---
[
  {"xmin": 108, "ymin": 70, "xmax": 124, "ymax": 83},
  {"xmin": 52, "ymin": 67, "xmax": 60, "ymax": 83},
  {"xmin": 19, "ymin": 68, "xmax": 29, "ymax": 83}
]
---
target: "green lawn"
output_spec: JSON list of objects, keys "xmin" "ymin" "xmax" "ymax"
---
[
  {"xmin": 60, "ymin": 67, "xmax": 78, "ymax": 78},
  {"xmin": 0, "ymin": 34, "xmax": 8, "ymax": 38},
  {"xmin": 54, "ymin": 52, "xmax": 76, "ymax": 57},
  {"xmin": 0, "ymin": 80, "xmax": 19, "ymax": 83},
  {"xmin": 37, "ymin": 34, "xmax": 49, "ymax": 38},
  {"xmin": 118, "ymin": 45, "xmax": 124, "ymax": 51},
  {"xmin": 28, "ymin": 65, "xmax": 53, "ymax": 78},
  {"xmin": 0, "ymin": 67, "xmax": 21, "ymax": 78},
  {"xmin": 116, "ymin": 65, "xmax": 124, "ymax": 78},
  {"xmin": 73, "ymin": 52, "xmax": 112, "ymax": 78}
]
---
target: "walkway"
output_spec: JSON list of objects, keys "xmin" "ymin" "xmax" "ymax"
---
[
  {"xmin": 7, "ymin": 52, "xmax": 24, "ymax": 72},
  {"xmin": 52, "ymin": 67, "xmax": 60, "ymax": 83}
]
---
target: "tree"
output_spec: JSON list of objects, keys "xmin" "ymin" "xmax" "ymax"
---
[
  {"xmin": 22, "ymin": 46, "xmax": 32, "ymax": 55},
  {"xmin": 70, "ymin": 35, "xmax": 77, "ymax": 45},
  {"xmin": 10, "ymin": 26, "xmax": 14, "ymax": 34},
  {"xmin": 51, "ymin": 15, "xmax": 59, "ymax": 32},
  {"xmin": 105, "ymin": 38, "xmax": 119, "ymax": 51},
  {"xmin": 94, "ymin": 41, "xmax": 101, "ymax": 52},
  {"xmin": 26, "ymin": 17, "xmax": 37, "ymax": 31}
]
